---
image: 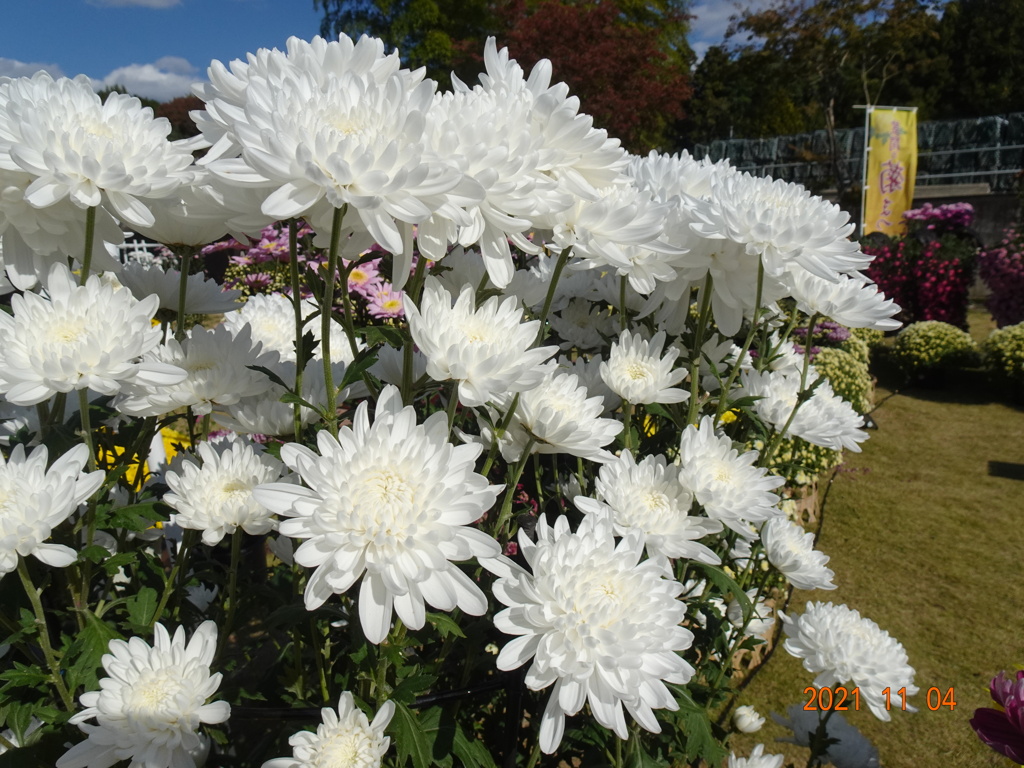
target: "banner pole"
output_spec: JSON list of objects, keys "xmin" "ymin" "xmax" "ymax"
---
[{"xmin": 857, "ymin": 104, "xmax": 872, "ymax": 238}]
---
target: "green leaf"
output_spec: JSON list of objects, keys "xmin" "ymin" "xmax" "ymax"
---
[
  {"xmin": 279, "ymin": 391, "xmax": 326, "ymax": 415},
  {"xmin": 452, "ymin": 723, "xmax": 500, "ymax": 768},
  {"xmin": 247, "ymin": 364, "xmax": 290, "ymax": 390},
  {"xmin": 426, "ymin": 611, "xmax": 466, "ymax": 639},
  {"xmin": 126, "ymin": 587, "xmax": 158, "ymax": 629},
  {"xmin": 391, "ymin": 701, "xmax": 434, "ymax": 768},
  {"xmin": 101, "ymin": 551, "xmax": 138, "ymax": 577},
  {"xmin": 338, "ymin": 346, "xmax": 379, "ymax": 391},
  {"xmin": 107, "ymin": 500, "xmax": 170, "ymax": 531},
  {"xmin": 64, "ymin": 611, "xmax": 123, "ymax": 695},
  {"xmin": 296, "ymin": 328, "xmax": 318, "ymax": 370},
  {"xmin": 0, "ymin": 662, "xmax": 49, "ymax": 691},
  {"xmin": 361, "ymin": 325, "xmax": 405, "ymax": 348},
  {"xmin": 690, "ymin": 561, "xmax": 753, "ymax": 624},
  {"xmin": 79, "ymin": 545, "xmax": 109, "ymax": 565}
]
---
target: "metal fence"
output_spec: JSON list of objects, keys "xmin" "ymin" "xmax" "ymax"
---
[{"xmin": 693, "ymin": 113, "xmax": 1024, "ymax": 192}]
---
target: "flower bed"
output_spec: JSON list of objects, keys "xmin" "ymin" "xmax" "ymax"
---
[{"xmin": 0, "ymin": 36, "xmax": 912, "ymax": 768}]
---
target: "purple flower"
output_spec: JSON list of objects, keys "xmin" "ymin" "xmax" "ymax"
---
[
  {"xmin": 972, "ymin": 670, "xmax": 1024, "ymax": 762},
  {"xmin": 365, "ymin": 282, "xmax": 405, "ymax": 319}
]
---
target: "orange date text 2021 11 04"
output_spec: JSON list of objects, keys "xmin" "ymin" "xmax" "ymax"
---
[{"xmin": 803, "ymin": 686, "xmax": 958, "ymax": 711}]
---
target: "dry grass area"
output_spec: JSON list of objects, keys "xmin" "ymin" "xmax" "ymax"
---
[{"xmin": 729, "ymin": 311, "xmax": 1024, "ymax": 767}]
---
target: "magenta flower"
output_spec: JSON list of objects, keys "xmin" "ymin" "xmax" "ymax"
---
[{"xmin": 972, "ymin": 670, "xmax": 1024, "ymax": 762}]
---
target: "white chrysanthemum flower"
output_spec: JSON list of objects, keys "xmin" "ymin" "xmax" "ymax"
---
[
  {"xmin": 117, "ymin": 262, "xmax": 242, "ymax": 315},
  {"xmin": 0, "ymin": 263, "xmax": 185, "ymax": 405},
  {"xmin": 116, "ymin": 324, "xmax": 274, "ymax": 417},
  {"xmin": 131, "ymin": 170, "xmax": 236, "ymax": 248},
  {"xmin": 676, "ymin": 416, "xmax": 783, "ymax": 537},
  {"xmin": 213, "ymin": 358, "xmax": 358, "ymax": 437},
  {"xmin": 263, "ymin": 692, "xmax": 394, "ymax": 768},
  {"xmin": 0, "ymin": 174, "xmax": 125, "ymax": 291},
  {"xmin": 727, "ymin": 588, "xmax": 776, "ymax": 640},
  {"xmin": 369, "ymin": 343, "xmax": 427, "ymax": 388},
  {"xmin": 223, "ymin": 293, "xmax": 359, "ymax": 366},
  {"xmin": 164, "ymin": 435, "xmax": 288, "ymax": 546},
  {"xmin": 0, "ymin": 443, "xmax": 103, "ymax": 575},
  {"xmin": 761, "ymin": 517, "xmax": 836, "ymax": 591},
  {"xmin": 574, "ymin": 451, "xmax": 721, "ymax": 564},
  {"xmin": 494, "ymin": 367, "xmax": 622, "ymax": 464},
  {"xmin": 600, "ymin": 329, "xmax": 687, "ymax": 405},
  {"xmin": 405, "ymin": 277, "xmax": 557, "ymax": 407},
  {"xmin": 727, "ymin": 743, "xmax": 783, "ymax": 768},
  {"xmin": 548, "ymin": 298, "xmax": 616, "ymax": 351},
  {"xmin": 781, "ymin": 602, "xmax": 918, "ymax": 721},
  {"xmin": 740, "ymin": 368, "xmax": 868, "ymax": 453},
  {"xmin": 557, "ymin": 354, "xmax": 620, "ymax": 414},
  {"xmin": 478, "ymin": 37, "xmax": 625, "ymax": 195},
  {"xmin": 57, "ymin": 621, "xmax": 230, "ymax": 768},
  {"xmin": 732, "ymin": 705, "xmax": 766, "ymax": 734},
  {"xmin": 196, "ymin": 35, "xmax": 465, "ymax": 268},
  {"xmin": 675, "ymin": 228, "xmax": 788, "ymax": 337},
  {"xmin": 546, "ymin": 182, "xmax": 684, "ymax": 295},
  {"xmin": 423, "ymin": 83, "xmax": 572, "ymax": 285},
  {"xmin": 627, "ymin": 149, "xmax": 737, "ymax": 204},
  {"xmin": 0, "ymin": 72, "xmax": 193, "ymax": 228},
  {"xmin": 253, "ymin": 385, "xmax": 501, "ymax": 643},
  {"xmin": 774, "ymin": 704, "xmax": 881, "ymax": 768},
  {"xmin": 492, "ymin": 514, "xmax": 694, "ymax": 754},
  {"xmin": 784, "ymin": 268, "xmax": 901, "ymax": 331},
  {"xmin": 688, "ymin": 173, "xmax": 870, "ymax": 281}
]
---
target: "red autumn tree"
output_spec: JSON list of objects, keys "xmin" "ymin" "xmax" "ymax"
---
[
  {"xmin": 156, "ymin": 95, "xmax": 204, "ymax": 140},
  {"xmin": 490, "ymin": 0, "xmax": 692, "ymax": 152}
]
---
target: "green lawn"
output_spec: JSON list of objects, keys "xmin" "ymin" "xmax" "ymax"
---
[{"xmin": 728, "ymin": 314, "xmax": 1024, "ymax": 767}]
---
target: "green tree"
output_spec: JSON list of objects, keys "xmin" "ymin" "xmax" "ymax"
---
[
  {"xmin": 315, "ymin": 0, "xmax": 497, "ymax": 88},
  {"xmin": 316, "ymin": 0, "xmax": 695, "ymax": 150},
  {"xmin": 936, "ymin": 0, "xmax": 1024, "ymax": 118},
  {"xmin": 726, "ymin": 0, "xmax": 944, "ymax": 197}
]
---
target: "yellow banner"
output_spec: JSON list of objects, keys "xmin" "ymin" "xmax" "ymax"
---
[{"xmin": 864, "ymin": 108, "xmax": 917, "ymax": 236}]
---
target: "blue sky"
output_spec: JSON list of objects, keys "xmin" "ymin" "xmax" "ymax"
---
[{"xmin": 1, "ymin": 0, "xmax": 750, "ymax": 102}]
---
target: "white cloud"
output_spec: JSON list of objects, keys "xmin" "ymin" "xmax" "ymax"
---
[
  {"xmin": 151, "ymin": 56, "xmax": 196, "ymax": 76},
  {"xmin": 102, "ymin": 61, "xmax": 202, "ymax": 101},
  {"xmin": 87, "ymin": 0, "xmax": 181, "ymax": 7},
  {"xmin": 690, "ymin": 1, "xmax": 774, "ymax": 61},
  {"xmin": 0, "ymin": 57, "xmax": 65, "ymax": 79}
]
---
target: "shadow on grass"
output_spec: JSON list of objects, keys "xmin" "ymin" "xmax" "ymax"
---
[
  {"xmin": 988, "ymin": 461, "xmax": 1024, "ymax": 481},
  {"xmin": 871, "ymin": 354, "xmax": 1024, "ymax": 411}
]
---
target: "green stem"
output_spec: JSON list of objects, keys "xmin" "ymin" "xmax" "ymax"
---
[
  {"xmin": 321, "ymin": 205, "xmax": 347, "ymax": 437},
  {"xmin": 77, "ymin": 388, "xmax": 100, "ymax": 606},
  {"xmin": 714, "ymin": 261, "xmax": 767, "ymax": 423},
  {"xmin": 535, "ymin": 246, "xmax": 573, "ymax": 344},
  {"xmin": 217, "ymin": 530, "xmax": 244, "ymax": 659},
  {"xmin": 17, "ymin": 559, "xmax": 74, "ymax": 711},
  {"xmin": 310, "ymin": 615, "xmax": 330, "ymax": 703},
  {"xmin": 619, "ymin": 274, "xmax": 629, "ymax": 333},
  {"xmin": 688, "ymin": 274, "xmax": 715, "ymax": 425},
  {"xmin": 525, "ymin": 740, "xmax": 542, "ymax": 768},
  {"xmin": 288, "ymin": 220, "xmax": 305, "ymax": 443},
  {"xmin": 805, "ymin": 707, "xmax": 839, "ymax": 768},
  {"xmin": 480, "ymin": 393, "xmax": 521, "ymax": 477},
  {"xmin": 760, "ymin": 313, "xmax": 820, "ymax": 467},
  {"xmin": 400, "ymin": 256, "xmax": 429, "ymax": 404},
  {"xmin": 174, "ymin": 246, "xmax": 195, "ymax": 343},
  {"xmin": 445, "ymin": 384, "xmax": 460, "ymax": 434},
  {"xmin": 495, "ymin": 439, "xmax": 536, "ymax": 540},
  {"xmin": 622, "ymin": 400, "xmax": 634, "ymax": 452},
  {"xmin": 79, "ymin": 206, "xmax": 97, "ymax": 285}
]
